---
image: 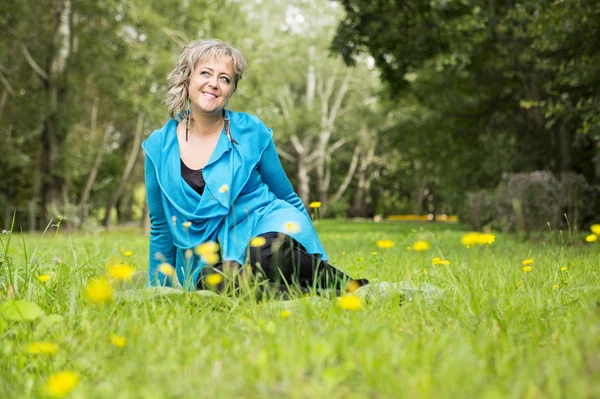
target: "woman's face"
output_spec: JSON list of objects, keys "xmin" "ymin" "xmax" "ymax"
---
[{"xmin": 188, "ymin": 55, "xmax": 235, "ymax": 117}]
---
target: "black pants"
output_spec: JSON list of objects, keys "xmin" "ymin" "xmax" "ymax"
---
[{"xmin": 197, "ymin": 232, "xmax": 367, "ymax": 295}]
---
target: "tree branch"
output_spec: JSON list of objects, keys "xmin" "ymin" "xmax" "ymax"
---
[
  {"xmin": 21, "ymin": 43, "xmax": 48, "ymax": 81},
  {"xmin": 331, "ymin": 145, "xmax": 361, "ymax": 203}
]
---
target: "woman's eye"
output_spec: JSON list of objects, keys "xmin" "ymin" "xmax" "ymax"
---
[
  {"xmin": 200, "ymin": 71, "xmax": 209, "ymax": 76},
  {"xmin": 220, "ymin": 76, "xmax": 231, "ymax": 83}
]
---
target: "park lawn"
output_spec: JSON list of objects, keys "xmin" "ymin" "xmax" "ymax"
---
[{"xmin": 0, "ymin": 220, "xmax": 599, "ymax": 398}]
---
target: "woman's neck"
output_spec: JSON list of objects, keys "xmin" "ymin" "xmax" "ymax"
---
[{"xmin": 189, "ymin": 110, "xmax": 224, "ymax": 138}]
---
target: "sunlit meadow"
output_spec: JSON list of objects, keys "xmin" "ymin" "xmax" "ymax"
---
[{"xmin": 1, "ymin": 220, "xmax": 599, "ymax": 398}]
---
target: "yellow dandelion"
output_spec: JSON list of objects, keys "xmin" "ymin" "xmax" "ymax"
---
[
  {"xmin": 375, "ymin": 239, "xmax": 394, "ymax": 249},
  {"xmin": 283, "ymin": 221, "xmax": 301, "ymax": 234},
  {"xmin": 346, "ymin": 280, "xmax": 360, "ymax": 293},
  {"xmin": 202, "ymin": 253, "xmax": 220, "ymax": 265},
  {"xmin": 522, "ymin": 265, "xmax": 532, "ymax": 273},
  {"xmin": 26, "ymin": 342, "xmax": 59, "ymax": 356},
  {"xmin": 110, "ymin": 334, "xmax": 127, "ymax": 348},
  {"xmin": 553, "ymin": 284, "xmax": 559, "ymax": 289},
  {"xmin": 107, "ymin": 263, "xmax": 136, "ymax": 282},
  {"xmin": 522, "ymin": 259, "xmax": 534, "ymax": 266},
  {"xmin": 123, "ymin": 250, "xmax": 133, "ymax": 257},
  {"xmin": 84, "ymin": 277, "xmax": 113, "ymax": 304},
  {"xmin": 560, "ymin": 266, "xmax": 567, "ymax": 272},
  {"xmin": 478, "ymin": 234, "xmax": 496, "ymax": 245},
  {"xmin": 158, "ymin": 262, "xmax": 176, "ymax": 277},
  {"xmin": 516, "ymin": 280, "xmax": 522, "ymax": 287},
  {"xmin": 590, "ymin": 224, "xmax": 600, "ymax": 235},
  {"xmin": 308, "ymin": 202, "xmax": 321, "ymax": 208},
  {"xmin": 45, "ymin": 371, "xmax": 79, "ymax": 398},
  {"xmin": 280, "ymin": 309, "xmax": 291, "ymax": 319},
  {"xmin": 337, "ymin": 294, "xmax": 361, "ymax": 311},
  {"xmin": 461, "ymin": 232, "xmax": 480, "ymax": 246},
  {"xmin": 371, "ymin": 251, "xmax": 377, "ymax": 256},
  {"xmin": 206, "ymin": 273, "xmax": 223, "ymax": 286},
  {"xmin": 341, "ymin": 251, "xmax": 347, "ymax": 256},
  {"xmin": 249, "ymin": 236, "xmax": 267, "ymax": 248},
  {"xmin": 412, "ymin": 240, "xmax": 430, "ymax": 251},
  {"xmin": 585, "ymin": 234, "xmax": 597, "ymax": 243},
  {"xmin": 38, "ymin": 274, "xmax": 51, "ymax": 282},
  {"xmin": 432, "ymin": 257, "xmax": 450, "ymax": 265},
  {"xmin": 218, "ymin": 184, "xmax": 229, "ymax": 193},
  {"xmin": 195, "ymin": 241, "xmax": 220, "ymax": 256}
]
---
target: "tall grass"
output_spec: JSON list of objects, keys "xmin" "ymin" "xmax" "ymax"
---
[{"xmin": 1, "ymin": 221, "xmax": 599, "ymax": 398}]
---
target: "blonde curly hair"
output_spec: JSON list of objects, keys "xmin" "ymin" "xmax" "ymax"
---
[{"xmin": 166, "ymin": 39, "xmax": 247, "ymax": 120}]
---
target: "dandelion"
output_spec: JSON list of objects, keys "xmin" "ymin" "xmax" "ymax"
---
[
  {"xmin": 123, "ymin": 250, "xmax": 133, "ymax": 257},
  {"xmin": 195, "ymin": 241, "xmax": 219, "ymax": 256},
  {"xmin": 202, "ymin": 253, "xmax": 220, "ymax": 265},
  {"xmin": 45, "ymin": 371, "xmax": 79, "ymax": 398},
  {"xmin": 38, "ymin": 275, "xmax": 51, "ymax": 282},
  {"xmin": 206, "ymin": 273, "xmax": 223, "ymax": 286},
  {"xmin": 522, "ymin": 259, "xmax": 534, "ymax": 266},
  {"xmin": 346, "ymin": 280, "xmax": 360, "ymax": 293},
  {"xmin": 375, "ymin": 239, "xmax": 394, "ymax": 249},
  {"xmin": 523, "ymin": 266, "xmax": 532, "ymax": 273},
  {"xmin": 337, "ymin": 294, "xmax": 361, "ymax": 311},
  {"xmin": 341, "ymin": 251, "xmax": 347, "ymax": 256},
  {"xmin": 516, "ymin": 281, "xmax": 522, "ymax": 287},
  {"xmin": 590, "ymin": 224, "xmax": 600, "ymax": 235},
  {"xmin": 478, "ymin": 234, "xmax": 496, "ymax": 245},
  {"xmin": 309, "ymin": 202, "xmax": 321, "ymax": 208},
  {"xmin": 585, "ymin": 234, "xmax": 597, "ymax": 243},
  {"xmin": 553, "ymin": 284, "xmax": 559, "ymax": 289},
  {"xmin": 283, "ymin": 221, "xmax": 301, "ymax": 234},
  {"xmin": 280, "ymin": 310, "xmax": 291, "ymax": 319},
  {"xmin": 110, "ymin": 334, "xmax": 127, "ymax": 348},
  {"xmin": 249, "ymin": 236, "xmax": 267, "ymax": 248},
  {"xmin": 219, "ymin": 184, "xmax": 229, "ymax": 193},
  {"xmin": 560, "ymin": 266, "xmax": 567, "ymax": 272},
  {"xmin": 371, "ymin": 251, "xmax": 377, "ymax": 256},
  {"xmin": 26, "ymin": 342, "xmax": 59, "ymax": 356},
  {"xmin": 107, "ymin": 263, "xmax": 136, "ymax": 282},
  {"xmin": 412, "ymin": 240, "xmax": 430, "ymax": 251},
  {"xmin": 182, "ymin": 221, "xmax": 192, "ymax": 228},
  {"xmin": 432, "ymin": 257, "xmax": 450, "ymax": 265},
  {"xmin": 461, "ymin": 232, "xmax": 480, "ymax": 246},
  {"xmin": 159, "ymin": 262, "xmax": 176, "ymax": 277},
  {"xmin": 84, "ymin": 277, "xmax": 113, "ymax": 304}
]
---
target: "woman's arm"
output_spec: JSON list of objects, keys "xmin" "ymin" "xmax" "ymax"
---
[
  {"xmin": 257, "ymin": 139, "xmax": 311, "ymax": 219},
  {"xmin": 145, "ymin": 155, "xmax": 176, "ymax": 287}
]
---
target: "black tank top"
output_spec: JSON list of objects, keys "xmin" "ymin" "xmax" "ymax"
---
[{"xmin": 181, "ymin": 159, "xmax": 205, "ymax": 195}]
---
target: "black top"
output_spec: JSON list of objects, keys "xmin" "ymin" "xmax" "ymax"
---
[{"xmin": 181, "ymin": 159, "xmax": 205, "ymax": 195}]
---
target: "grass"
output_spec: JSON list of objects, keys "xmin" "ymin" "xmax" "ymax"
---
[{"xmin": 1, "ymin": 220, "xmax": 599, "ymax": 398}]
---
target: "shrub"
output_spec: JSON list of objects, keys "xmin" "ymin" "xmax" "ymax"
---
[{"xmin": 558, "ymin": 172, "xmax": 588, "ymax": 228}]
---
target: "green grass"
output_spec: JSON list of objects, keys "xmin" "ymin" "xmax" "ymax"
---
[{"xmin": 1, "ymin": 220, "xmax": 599, "ymax": 398}]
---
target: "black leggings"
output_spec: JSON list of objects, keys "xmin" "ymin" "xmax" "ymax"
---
[{"xmin": 196, "ymin": 232, "xmax": 367, "ymax": 295}]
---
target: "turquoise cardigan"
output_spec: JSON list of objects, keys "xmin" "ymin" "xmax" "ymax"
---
[{"xmin": 143, "ymin": 110, "xmax": 327, "ymax": 288}]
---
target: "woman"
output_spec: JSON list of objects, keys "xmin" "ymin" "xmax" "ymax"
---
[{"xmin": 143, "ymin": 39, "xmax": 367, "ymax": 296}]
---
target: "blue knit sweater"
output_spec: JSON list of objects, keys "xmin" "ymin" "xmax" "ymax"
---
[{"xmin": 142, "ymin": 110, "xmax": 327, "ymax": 289}]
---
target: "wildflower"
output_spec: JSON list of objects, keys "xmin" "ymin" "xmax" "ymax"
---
[
  {"xmin": 283, "ymin": 221, "xmax": 301, "ymax": 234},
  {"xmin": 516, "ymin": 281, "xmax": 522, "ymax": 287},
  {"xmin": 182, "ymin": 221, "xmax": 192, "ymax": 228},
  {"xmin": 522, "ymin": 259, "xmax": 534, "ymax": 266},
  {"xmin": 107, "ymin": 263, "xmax": 136, "ymax": 282},
  {"xmin": 337, "ymin": 294, "xmax": 361, "ymax": 311},
  {"xmin": 123, "ymin": 250, "xmax": 133, "ymax": 257},
  {"xmin": 412, "ymin": 240, "xmax": 430, "ymax": 251},
  {"xmin": 478, "ymin": 234, "xmax": 495, "ymax": 245},
  {"xmin": 45, "ymin": 371, "xmax": 79, "ymax": 398},
  {"xmin": 195, "ymin": 241, "xmax": 219, "ymax": 256},
  {"xmin": 375, "ymin": 239, "xmax": 394, "ymax": 249},
  {"xmin": 308, "ymin": 202, "xmax": 321, "ymax": 208},
  {"xmin": 553, "ymin": 284, "xmax": 559, "ymax": 289},
  {"xmin": 280, "ymin": 310, "xmax": 291, "ymax": 319},
  {"xmin": 346, "ymin": 280, "xmax": 360, "ymax": 293},
  {"xmin": 461, "ymin": 232, "xmax": 480, "ymax": 246},
  {"xmin": 218, "ymin": 184, "xmax": 229, "ymax": 193},
  {"xmin": 26, "ymin": 342, "xmax": 59, "ymax": 356},
  {"xmin": 560, "ymin": 266, "xmax": 567, "ymax": 272},
  {"xmin": 249, "ymin": 236, "xmax": 267, "ymax": 248},
  {"xmin": 110, "ymin": 334, "xmax": 127, "ymax": 348},
  {"xmin": 159, "ymin": 263, "xmax": 176, "ymax": 277},
  {"xmin": 38, "ymin": 275, "xmax": 51, "ymax": 282},
  {"xmin": 84, "ymin": 277, "xmax": 113, "ymax": 304},
  {"xmin": 590, "ymin": 224, "xmax": 600, "ymax": 235},
  {"xmin": 206, "ymin": 273, "xmax": 223, "ymax": 286},
  {"xmin": 341, "ymin": 251, "xmax": 347, "ymax": 256},
  {"xmin": 202, "ymin": 253, "xmax": 220, "ymax": 265},
  {"xmin": 522, "ymin": 266, "xmax": 532, "ymax": 273},
  {"xmin": 371, "ymin": 251, "xmax": 377, "ymax": 256},
  {"xmin": 53, "ymin": 256, "xmax": 61, "ymax": 264},
  {"xmin": 585, "ymin": 234, "xmax": 597, "ymax": 243},
  {"xmin": 432, "ymin": 257, "xmax": 450, "ymax": 265}
]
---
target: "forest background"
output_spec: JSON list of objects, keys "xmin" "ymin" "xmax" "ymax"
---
[{"xmin": 1, "ymin": 0, "xmax": 599, "ymax": 233}]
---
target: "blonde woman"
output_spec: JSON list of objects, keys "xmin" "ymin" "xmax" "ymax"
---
[{"xmin": 143, "ymin": 39, "xmax": 367, "ymax": 295}]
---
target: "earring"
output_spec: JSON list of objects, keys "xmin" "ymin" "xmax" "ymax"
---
[{"xmin": 185, "ymin": 100, "xmax": 191, "ymax": 142}]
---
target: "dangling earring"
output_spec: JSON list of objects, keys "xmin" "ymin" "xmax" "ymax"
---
[{"xmin": 185, "ymin": 100, "xmax": 191, "ymax": 142}]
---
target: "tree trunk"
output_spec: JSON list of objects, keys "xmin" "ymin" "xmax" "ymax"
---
[{"xmin": 103, "ymin": 112, "xmax": 145, "ymax": 228}]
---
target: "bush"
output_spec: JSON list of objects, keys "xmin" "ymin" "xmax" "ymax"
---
[
  {"xmin": 495, "ymin": 171, "xmax": 562, "ymax": 233},
  {"xmin": 558, "ymin": 172, "xmax": 588, "ymax": 228},
  {"xmin": 461, "ymin": 191, "xmax": 495, "ymax": 230}
]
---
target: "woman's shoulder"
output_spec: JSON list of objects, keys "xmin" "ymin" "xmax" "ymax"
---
[
  {"xmin": 144, "ymin": 119, "xmax": 178, "ymax": 149},
  {"xmin": 228, "ymin": 110, "xmax": 272, "ymax": 139}
]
